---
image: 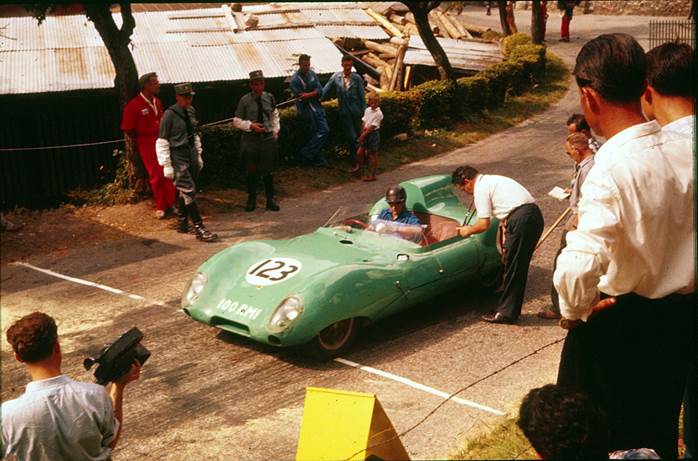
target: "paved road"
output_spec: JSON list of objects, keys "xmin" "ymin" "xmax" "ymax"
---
[{"xmin": 1, "ymin": 10, "xmax": 669, "ymax": 460}]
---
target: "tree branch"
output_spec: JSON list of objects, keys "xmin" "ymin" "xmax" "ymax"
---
[{"xmin": 119, "ymin": 2, "xmax": 135, "ymax": 42}]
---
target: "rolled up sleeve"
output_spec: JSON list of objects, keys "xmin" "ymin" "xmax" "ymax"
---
[{"xmin": 554, "ymin": 171, "xmax": 621, "ymax": 320}]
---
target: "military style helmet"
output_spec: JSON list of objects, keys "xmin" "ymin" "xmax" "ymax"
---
[{"xmin": 385, "ymin": 186, "xmax": 407, "ymax": 204}]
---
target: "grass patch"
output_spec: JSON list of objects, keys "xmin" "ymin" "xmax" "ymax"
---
[{"xmin": 450, "ymin": 417, "xmax": 537, "ymax": 460}]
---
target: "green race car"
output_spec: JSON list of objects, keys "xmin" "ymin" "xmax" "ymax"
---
[{"xmin": 182, "ymin": 175, "xmax": 502, "ymax": 358}]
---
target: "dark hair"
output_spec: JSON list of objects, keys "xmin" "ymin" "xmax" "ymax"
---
[
  {"xmin": 566, "ymin": 113, "xmax": 590, "ymax": 132},
  {"xmin": 341, "ymin": 54, "xmax": 353, "ymax": 63},
  {"xmin": 298, "ymin": 54, "xmax": 311, "ymax": 64},
  {"xmin": 646, "ymin": 42, "xmax": 695, "ymax": 97},
  {"xmin": 574, "ymin": 33, "xmax": 647, "ymax": 103},
  {"xmin": 451, "ymin": 166, "xmax": 479, "ymax": 186},
  {"xmin": 518, "ymin": 384, "xmax": 609, "ymax": 459},
  {"xmin": 6, "ymin": 312, "xmax": 58, "ymax": 363}
]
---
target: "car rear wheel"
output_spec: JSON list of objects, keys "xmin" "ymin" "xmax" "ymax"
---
[{"xmin": 304, "ymin": 318, "xmax": 359, "ymax": 359}]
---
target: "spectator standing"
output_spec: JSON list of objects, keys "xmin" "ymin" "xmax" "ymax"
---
[
  {"xmin": 553, "ymin": 33, "xmax": 695, "ymax": 459},
  {"xmin": 505, "ymin": 1, "xmax": 518, "ymax": 34},
  {"xmin": 558, "ymin": 0, "xmax": 575, "ymax": 42},
  {"xmin": 1, "ymin": 312, "xmax": 141, "ymax": 461},
  {"xmin": 640, "ymin": 41, "xmax": 695, "ymax": 460},
  {"xmin": 121, "ymin": 72, "xmax": 177, "ymax": 219},
  {"xmin": 539, "ymin": 132, "xmax": 594, "ymax": 320},
  {"xmin": 452, "ymin": 166, "xmax": 544, "ymax": 324},
  {"xmin": 156, "ymin": 83, "xmax": 217, "ymax": 242},
  {"xmin": 322, "ymin": 55, "xmax": 366, "ymax": 169},
  {"xmin": 356, "ymin": 93, "xmax": 383, "ymax": 181},
  {"xmin": 233, "ymin": 70, "xmax": 281, "ymax": 212},
  {"xmin": 566, "ymin": 113, "xmax": 601, "ymax": 153},
  {"xmin": 290, "ymin": 55, "xmax": 330, "ymax": 168}
]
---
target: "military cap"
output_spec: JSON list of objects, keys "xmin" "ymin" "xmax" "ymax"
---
[
  {"xmin": 249, "ymin": 69, "xmax": 264, "ymax": 81},
  {"xmin": 174, "ymin": 83, "xmax": 195, "ymax": 95}
]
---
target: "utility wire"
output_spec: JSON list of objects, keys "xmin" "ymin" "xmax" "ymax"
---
[{"xmin": 341, "ymin": 335, "xmax": 566, "ymax": 461}]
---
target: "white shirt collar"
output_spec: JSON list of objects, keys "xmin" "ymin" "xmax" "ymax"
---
[
  {"xmin": 595, "ymin": 120, "xmax": 661, "ymax": 161},
  {"xmin": 663, "ymin": 114, "xmax": 694, "ymax": 133}
]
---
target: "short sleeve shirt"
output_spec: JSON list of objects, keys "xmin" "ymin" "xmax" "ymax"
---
[
  {"xmin": 377, "ymin": 208, "xmax": 421, "ymax": 225},
  {"xmin": 473, "ymin": 174, "xmax": 535, "ymax": 220},
  {"xmin": 362, "ymin": 107, "xmax": 384, "ymax": 129},
  {"xmin": 1, "ymin": 375, "xmax": 118, "ymax": 461}
]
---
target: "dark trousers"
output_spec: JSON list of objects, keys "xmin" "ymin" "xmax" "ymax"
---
[
  {"xmin": 550, "ymin": 229, "xmax": 569, "ymax": 314},
  {"xmin": 339, "ymin": 113, "xmax": 361, "ymax": 160},
  {"xmin": 557, "ymin": 292, "xmax": 697, "ymax": 459},
  {"xmin": 497, "ymin": 203, "xmax": 544, "ymax": 319}
]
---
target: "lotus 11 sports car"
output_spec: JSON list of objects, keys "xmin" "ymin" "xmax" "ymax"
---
[{"xmin": 181, "ymin": 175, "xmax": 502, "ymax": 358}]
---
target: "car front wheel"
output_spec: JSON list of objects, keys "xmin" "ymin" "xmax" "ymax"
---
[{"xmin": 304, "ymin": 318, "xmax": 359, "ymax": 359}]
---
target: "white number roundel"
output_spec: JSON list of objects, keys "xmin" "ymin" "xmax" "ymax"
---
[{"xmin": 245, "ymin": 258, "xmax": 302, "ymax": 286}]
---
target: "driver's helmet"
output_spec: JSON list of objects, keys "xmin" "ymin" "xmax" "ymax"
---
[{"xmin": 385, "ymin": 186, "xmax": 407, "ymax": 205}]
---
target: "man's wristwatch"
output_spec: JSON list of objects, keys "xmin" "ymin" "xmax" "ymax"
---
[{"xmin": 559, "ymin": 317, "xmax": 583, "ymax": 330}]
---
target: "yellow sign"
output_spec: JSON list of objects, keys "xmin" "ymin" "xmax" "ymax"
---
[{"xmin": 296, "ymin": 387, "xmax": 409, "ymax": 461}]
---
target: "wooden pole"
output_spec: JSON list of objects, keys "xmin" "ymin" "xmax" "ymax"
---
[
  {"xmin": 535, "ymin": 207, "xmax": 572, "ymax": 251},
  {"xmin": 365, "ymin": 7, "xmax": 403, "ymax": 37},
  {"xmin": 365, "ymin": 40, "xmax": 398, "ymax": 57}
]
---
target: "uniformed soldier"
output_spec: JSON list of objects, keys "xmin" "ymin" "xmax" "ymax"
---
[
  {"xmin": 233, "ymin": 70, "xmax": 281, "ymax": 212},
  {"xmin": 156, "ymin": 83, "xmax": 217, "ymax": 242}
]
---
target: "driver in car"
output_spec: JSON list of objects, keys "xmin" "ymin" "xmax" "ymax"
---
[{"xmin": 370, "ymin": 186, "xmax": 423, "ymax": 242}]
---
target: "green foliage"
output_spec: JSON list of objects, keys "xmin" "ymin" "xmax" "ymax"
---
[
  {"xmin": 414, "ymin": 79, "xmax": 458, "ymax": 128},
  {"xmin": 510, "ymin": 44, "xmax": 547, "ymax": 80},
  {"xmin": 502, "ymin": 32, "xmax": 533, "ymax": 58},
  {"xmin": 455, "ymin": 75, "xmax": 490, "ymax": 114}
]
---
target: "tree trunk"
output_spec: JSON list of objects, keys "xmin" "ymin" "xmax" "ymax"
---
[
  {"xmin": 531, "ymin": 0, "xmax": 545, "ymax": 44},
  {"xmin": 85, "ymin": 3, "xmax": 146, "ymax": 196},
  {"xmin": 411, "ymin": 7, "xmax": 454, "ymax": 80},
  {"xmin": 497, "ymin": 0, "xmax": 512, "ymax": 35}
]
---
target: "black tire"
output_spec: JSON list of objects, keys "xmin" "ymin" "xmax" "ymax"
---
[{"xmin": 303, "ymin": 318, "xmax": 360, "ymax": 360}]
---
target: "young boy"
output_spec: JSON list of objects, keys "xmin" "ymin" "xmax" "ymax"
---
[{"xmin": 354, "ymin": 93, "xmax": 383, "ymax": 181}]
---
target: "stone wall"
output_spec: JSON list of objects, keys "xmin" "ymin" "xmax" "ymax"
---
[{"xmin": 515, "ymin": 0, "xmax": 692, "ymax": 17}]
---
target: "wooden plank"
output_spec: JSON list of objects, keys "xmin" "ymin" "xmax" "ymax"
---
[{"xmin": 365, "ymin": 7, "xmax": 403, "ymax": 38}]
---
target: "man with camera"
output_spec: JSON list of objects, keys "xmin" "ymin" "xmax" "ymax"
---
[{"xmin": 2, "ymin": 312, "xmax": 141, "ymax": 461}]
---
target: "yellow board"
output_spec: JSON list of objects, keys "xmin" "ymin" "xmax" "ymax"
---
[{"xmin": 296, "ymin": 387, "xmax": 409, "ymax": 461}]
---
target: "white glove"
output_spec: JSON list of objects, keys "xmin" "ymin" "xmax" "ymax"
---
[
  {"xmin": 163, "ymin": 165, "xmax": 174, "ymax": 179},
  {"xmin": 197, "ymin": 154, "xmax": 204, "ymax": 171},
  {"xmin": 194, "ymin": 134, "xmax": 203, "ymax": 156}
]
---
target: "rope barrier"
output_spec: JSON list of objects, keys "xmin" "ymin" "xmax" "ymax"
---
[{"xmin": 341, "ymin": 335, "xmax": 566, "ymax": 461}]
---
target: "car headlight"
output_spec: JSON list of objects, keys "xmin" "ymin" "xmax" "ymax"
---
[
  {"xmin": 267, "ymin": 296, "xmax": 303, "ymax": 334},
  {"xmin": 182, "ymin": 272, "xmax": 207, "ymax": 308}
]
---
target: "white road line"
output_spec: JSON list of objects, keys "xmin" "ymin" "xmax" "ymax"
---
[
  {"xmin": 334, "ymin": 357, "xmax": 505, "ymax": 416},
  {"xmin": 11, "ymin": 262, "xmax": 502, "ymax": 416},
  {"xmin": 11, "ymin": 262, "xmax": 172, "ymax": 309}
]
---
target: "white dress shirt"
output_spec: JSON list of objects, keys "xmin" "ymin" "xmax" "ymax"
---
[
  {"xmin": 473, "ymin": 174, "xmax": 535, "ymax": 220},
  {"xmin": 553, "ymin": 120, "xmax": 695, "ymax": 320},
  {"xmin": 1, "ymin": 375, "xmax": 118, "ymax": 461},
  {"xmin": 662, "ymin": 114, "xmax": 694, "ymax": 137}
]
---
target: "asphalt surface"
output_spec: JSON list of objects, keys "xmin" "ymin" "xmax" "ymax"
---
[{"xmin": 1, "ymin": 9, "xmax": 669, "ymax": 460}]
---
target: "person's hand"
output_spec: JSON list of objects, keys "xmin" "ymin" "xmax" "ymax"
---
[
  {"xmin": 163, "ymin": 165, "xmax": 174, "ymax": 180},
  {"xmin": 456, "ymin": 226, "xmax": 471, "ymax": 238},
  {"xmin": 564, "ymin": 187, "xmax": 572, "ymax": 194},
  {"xmin": 357, "ymin": 135, "xmax": 365, "ymax": 144},
  {"xmin": 273, "ymin": 131, "xmax": 279, "ymax": 141},
  {"xmin": 114, "ymin": 360, "xmax": 141, "ymax": 387},
  {"xmin": 592, "ymin": 295, "xmax": 616, "ymax": 314},
  {"xmin": 197, "ymin": 154, "xmax": 204, "ymax": 171},
  {"xmin": 250, "ymin": 122, "xmax": 265, "ymax": 133}
]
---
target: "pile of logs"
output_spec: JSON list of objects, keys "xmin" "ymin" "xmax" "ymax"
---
[{"xmin": 382, "ymin": 7, "xmax": 493, "ymax": 40}]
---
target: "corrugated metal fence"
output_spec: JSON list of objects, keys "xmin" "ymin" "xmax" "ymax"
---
[{"xmin": 648, "ymin": 19, "xmax": 695, "ymax": 49}]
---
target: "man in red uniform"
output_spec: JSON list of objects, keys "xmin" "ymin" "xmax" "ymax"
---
[{"xmin": 121, "ymin": 72, "xmax": 176, "ymax": 219}]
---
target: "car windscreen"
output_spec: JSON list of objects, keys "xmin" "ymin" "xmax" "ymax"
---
[{"xmin": 324, "ymin": 206, "xmax": 426, "ymax": 248}]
